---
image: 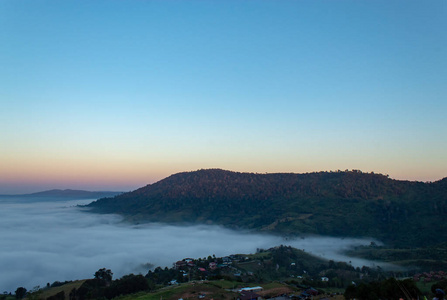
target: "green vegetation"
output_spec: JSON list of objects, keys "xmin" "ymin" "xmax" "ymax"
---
[
  {"xmin": 17, "ymin": 246, "xmax": 447, "ymax": 300},
  {"xmin": 206, "ymin": 280, "xmax": 237, "ymax": 289},
  {"xmin": 344, "ymin": 278, "xmax": 421, "ymax": 300},
  {"xmin": 346, "ymin": 244, "xmax": 447, "ymax": 270},
  {"xmin": 88, "ymin": 169, "xmax": 447, "ymax": 248},
  {"xmin": 33, "ymin": 281, "xmax": 86, "ymax": 300},
  {"xmin": 114, "ymin": 282, "xmax": 236, "ymax": 300}
]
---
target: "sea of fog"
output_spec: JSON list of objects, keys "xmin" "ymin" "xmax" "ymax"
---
[{"xmin": 0, "ymin": 197, "xmax": 393, "ymax": 292}]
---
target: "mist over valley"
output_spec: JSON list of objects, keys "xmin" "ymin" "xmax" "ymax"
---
[{"xmin": 0, "ymin": 196, "xmax": 388, "ymax": 293}]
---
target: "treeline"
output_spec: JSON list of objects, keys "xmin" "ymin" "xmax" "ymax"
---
[
  {"xmin": 65, "ymin": 269, "xmax": 150, "ymax": 300},
  {"xmin": 345, "ymin": 243, "xmax": 447, "ymax": 271}
]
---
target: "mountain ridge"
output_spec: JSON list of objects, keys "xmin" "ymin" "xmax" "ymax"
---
[
  {"xmin": 88, "ymin": 169, "xmax": 447, "ymax": 247},
  {"xmin": 0, "ymin": 189, "xmax": 123, "ymax": 199}
]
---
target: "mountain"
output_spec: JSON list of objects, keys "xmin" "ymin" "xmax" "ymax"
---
[
  {"xmin": 0, "ymin": 189, "xmax": 123, "ymax": 199},
  {"xmin": 88, "ymin": 169, "xmax": 447, "ymax": 247}
]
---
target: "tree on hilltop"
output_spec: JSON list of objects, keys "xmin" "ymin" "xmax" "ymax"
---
[
  {"xmin": 94, "ymin": 268, "xmax": 113, "ymax": 285},
  {"xmin": 14, "ymin": 287, "xmax": 26, "ymax": 299}
]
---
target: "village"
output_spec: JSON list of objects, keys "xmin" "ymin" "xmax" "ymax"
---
[
  {"xmin": 144, "ymin": 248, "xmax": 350, "ymax": 300},
  {"xmin": 6, "ymin": 246, "xmax": 446, "ymax": 300},
  {"xmin": 163, "ymin": 254, "xmax": 328, "ymax": 300},
  {"xmin": 142, "ymin": 246, "xmax": 446, "ymax": 300},
  {"xmin": 145, "ymin": 246, "xmax": 388, "ymax": 300}
]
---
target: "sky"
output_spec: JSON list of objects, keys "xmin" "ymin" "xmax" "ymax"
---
[{"xmin": 1, "ymin": 0, "xmax": 446, "ymax": 194}]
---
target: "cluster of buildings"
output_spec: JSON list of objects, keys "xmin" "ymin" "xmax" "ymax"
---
[
  {"xmin": 413, "ymin": 271, "xmax": 447, "ymax": 282},
  {"xmin": 174, "ymin": 255, "xmax": 244, "ymax": 272},
  {"xmin": 171, "ymin": 255, "xmax": 246, "ymax": 283}
]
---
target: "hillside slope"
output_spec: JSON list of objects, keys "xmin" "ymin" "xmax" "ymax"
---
[{"xmin": 88, "ymin": 169, "xmax": 447, "ymax": 247}]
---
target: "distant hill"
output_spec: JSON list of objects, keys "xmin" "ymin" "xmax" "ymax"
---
[
  {"xmin": 0, "ymin": 189, "xmax": 123, "ymax": 199},
  {"xmin": 88, "ymin": 169, "xmax": 447, "ymax": 247}
]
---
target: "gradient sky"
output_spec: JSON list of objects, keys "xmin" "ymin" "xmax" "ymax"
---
[{"xmin": 1, "ymin": 0, "xmax": 446, "ymax": 194}]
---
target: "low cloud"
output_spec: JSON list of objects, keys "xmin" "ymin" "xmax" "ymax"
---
[{"xmin": 0, "ymin": 198, "xmax": 389, "ymax": 292}]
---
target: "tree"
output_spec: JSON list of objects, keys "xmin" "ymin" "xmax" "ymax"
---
[
  {"xmin": 344, "ymin": 284, "xmax": 357, "ymax": 300},
  {"xmin": 94, "ymin": 268, "xmax": 113, "ymax": 284},
  {"xmin": 14, "ymin": 287, "xmax": 26, "ymax": 299}
]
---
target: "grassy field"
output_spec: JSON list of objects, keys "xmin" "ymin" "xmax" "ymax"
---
[
  {"xmin": 414, "ymin": 280, "xmax": 441, "ymax": 296},
  {"xmin": 113, "ymin": 280, "xmax": 308, "ymax": 300},
  {"xmin": 115, "ymin": 281, "xmax": 238, "ymax": 300},
  {"xmin": 207, "ymin": 279, "xmax": 242, "ymax": 289},
  {"xmin": 27, "ymin": 280, "xmax": 86, "ymax": 300},
  {"xmin": 260, "ymin": 282, "xmax": 291, "ymax": 290}
]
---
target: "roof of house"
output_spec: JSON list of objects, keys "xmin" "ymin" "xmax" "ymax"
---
[{"xmin": 239, "ymin": 287, "xmax": 263, "ymax": 292}]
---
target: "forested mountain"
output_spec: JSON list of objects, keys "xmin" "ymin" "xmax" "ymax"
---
[{"xmin": 88, "ymin": 169, "xmax": 447, "ymax": 247}]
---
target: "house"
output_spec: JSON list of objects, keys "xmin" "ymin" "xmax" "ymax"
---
[
  {"xmin": 175, "ymin": 261, "xmax": 187, "ymax": 269},
  {"xmin": 306, "ymin": 288, "xmax": 318, "ymax": 296},
  {"xmin": 209, "ymin": 262, "xmax": 217, "ymax": 270},
  {"xmin": 222, "ymin": 256, "xmax": 232, "ymax": 263},
  {"xmin": 230, "ymin": 255, "xmax": 240, "ymax": 261},
  {"xmin": 321, "ymin": 277, "xmax": 329, "ymax": 282}
]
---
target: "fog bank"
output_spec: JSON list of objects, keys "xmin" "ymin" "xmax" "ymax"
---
[{"xmin": 1, "ymin": 197, "xmax": 388, "ymax": 292}]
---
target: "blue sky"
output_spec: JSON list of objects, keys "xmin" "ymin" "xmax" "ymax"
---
[{"xmin": 1, "ymin": 0, "xmax": 446, "ymax": 193}]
